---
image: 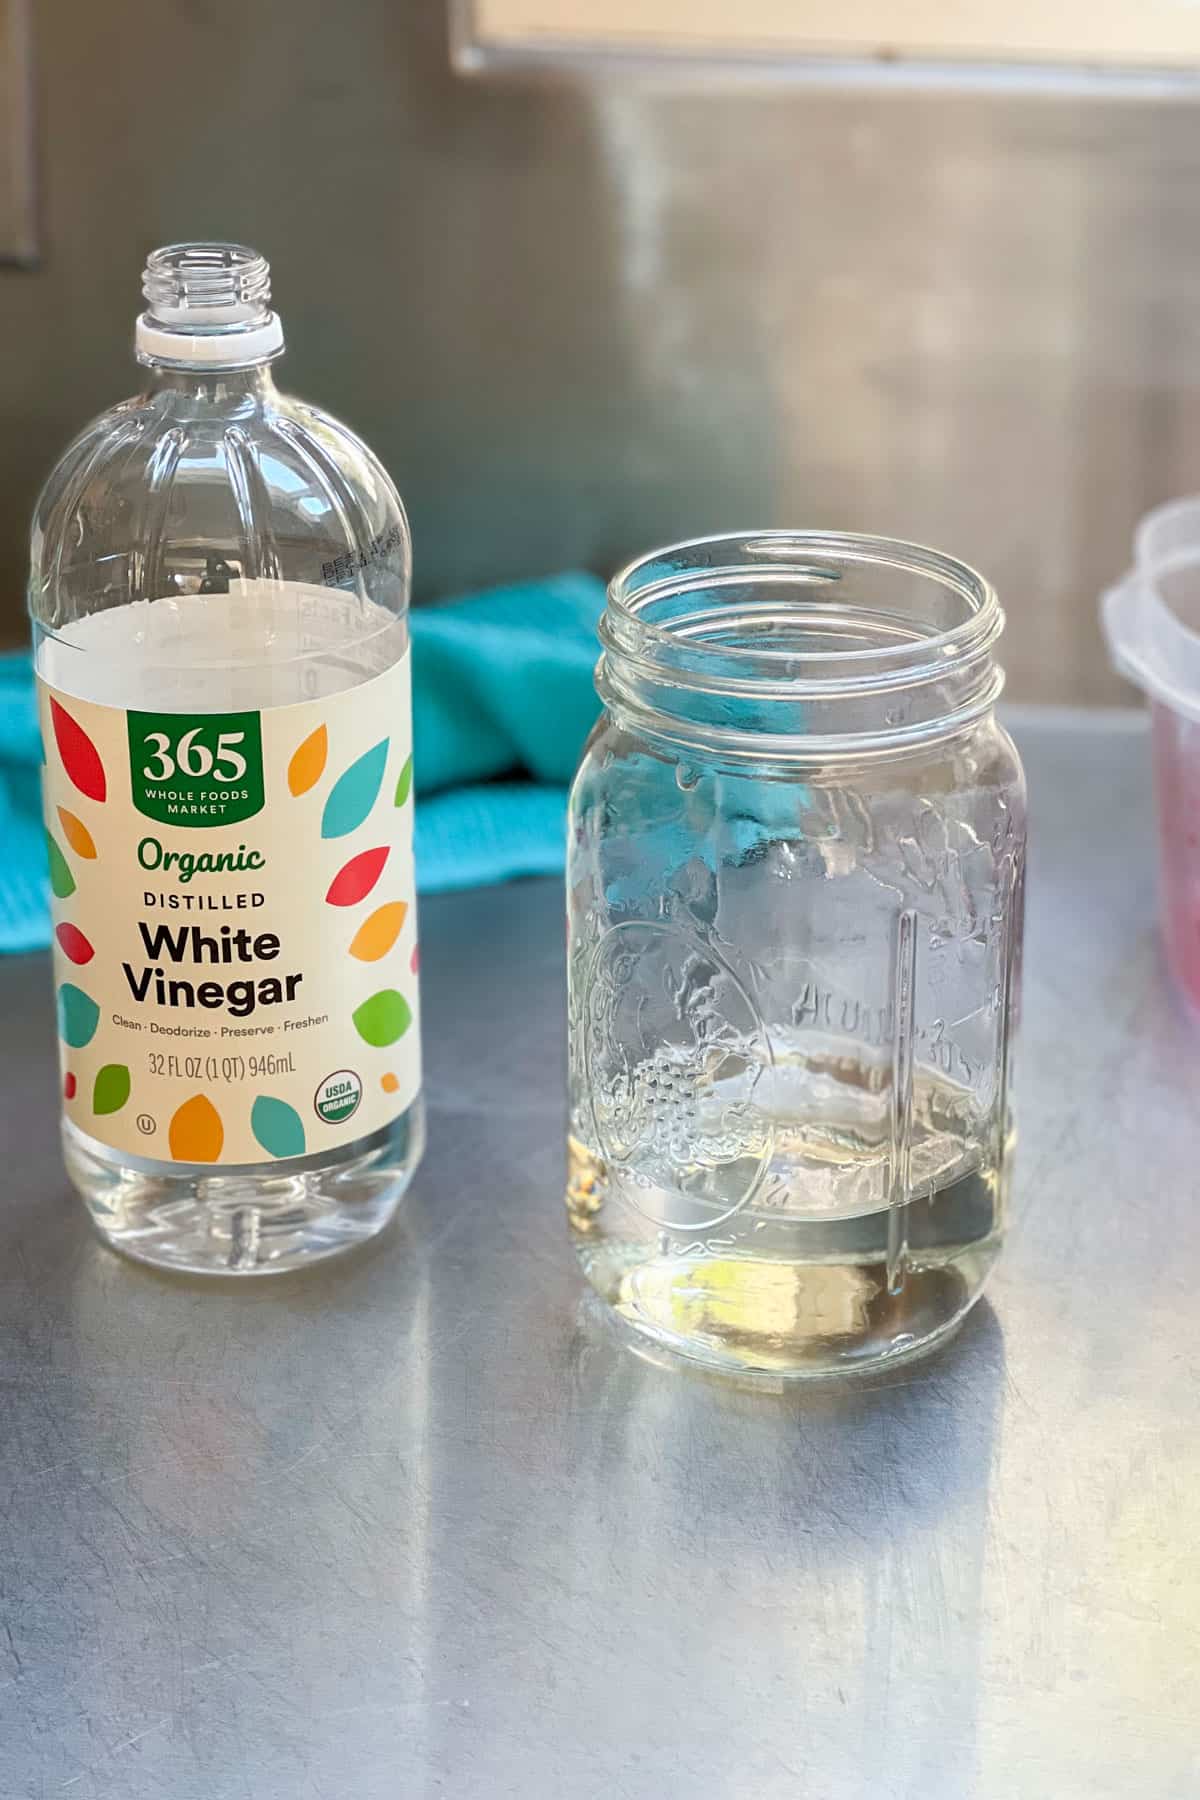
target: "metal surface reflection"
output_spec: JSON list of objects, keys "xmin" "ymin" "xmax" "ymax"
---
[
  {"xmin": 2, "ymin": 3, "xmax": 1199, "ymax": 703},
  {"xmin": 0, "ymin": 715, "xmax": 1198, "ymax": 1793}
]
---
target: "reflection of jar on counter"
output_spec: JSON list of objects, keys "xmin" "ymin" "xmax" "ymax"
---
[{"xmin": 566, "ymin": 533, "xmax": 1025, "ymax": 1379}]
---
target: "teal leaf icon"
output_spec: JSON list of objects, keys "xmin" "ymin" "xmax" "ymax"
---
[
  {"xmin": 251, "ymin": 1095, "xmax": 307, "ymax": 1159},
  {"xmin": 352, "ymin": 989, "xmax": 413, "ymax": 1048},
  {"xmin": 320, "ymin": 739, "xmax": 389, "ymax": 839},
  {"xmin": 57, "ymin": 983, "xmax": 99, "ymax": 1048}
]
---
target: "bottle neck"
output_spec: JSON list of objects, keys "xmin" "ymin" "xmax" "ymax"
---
[
  {"xmin": 135, "ymin": 244, "xmax": 285, "ymax": 373},
  {"xmin": 143, "ymin": 362, "xmax": 279, "ymax": 409}
]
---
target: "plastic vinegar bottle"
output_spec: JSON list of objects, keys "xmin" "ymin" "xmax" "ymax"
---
[{"xmin": 30, "ymin": 242, "xmax": 423, "ymax": 1273}]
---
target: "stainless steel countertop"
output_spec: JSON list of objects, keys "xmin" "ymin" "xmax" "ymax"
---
[{"xmin": 1, "ymin": 711, "xmax": 1196, "ymax": 1799}]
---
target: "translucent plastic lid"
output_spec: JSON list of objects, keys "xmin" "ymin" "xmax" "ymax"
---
[{"xmin": 1103, "ymin": 497, "xmax": 1200, "ymax": 722}]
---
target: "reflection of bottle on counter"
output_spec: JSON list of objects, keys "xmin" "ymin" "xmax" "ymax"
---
[{"xmin": 30, "ymin": 242, "xmax": 423, "ymax": 1275}]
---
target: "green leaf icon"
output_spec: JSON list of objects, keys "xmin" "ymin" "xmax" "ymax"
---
[
  {"xmin": 93, "ymin": 1064, "xmax": 131, "ymax": 1116},
  {"xmin": 46, "ymin": 830, "xmax": 75, "ymax": 899},
  {"xmin": 352, "ymin": 989, "xmax": 413, "ymax": 1048},
  {"xmin": 393, "ymin": 754, "xmax": 413, "ymax": 807}
]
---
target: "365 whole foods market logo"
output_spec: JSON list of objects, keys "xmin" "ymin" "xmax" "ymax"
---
[{"xmin": 127, "ymin": 711, "xmax": 264, "ymax": 828}]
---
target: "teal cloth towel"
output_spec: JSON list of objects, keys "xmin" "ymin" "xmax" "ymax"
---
[{"xmin": 0, "ymin": 571, "xmax": 604, "ymax": 953}]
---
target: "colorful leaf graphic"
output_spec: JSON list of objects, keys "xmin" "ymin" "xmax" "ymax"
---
[
  {"xmin": 325, "ymin": 846, "xmax": 389, "ymax": 907},
  {"xmin": 57, "ymin": 808, "xmax": 97, "ymax": 859},
  {"xmin": 251, "ymin": 1095, "xmax": 307, "ymax": 1159},
  {"xmin": 393, "ymin": 755, "xmax": 413, "ymax": 807},
  {"xmin": 57, "ymin": 983, "xmax": 99, "ymax": 1048},
  {"xmin": 168, "ymin": 1094, "xmax": 224, "ymax": 1163},
  {"xmin": 50, "ymin": 699, "xmax": 106, "ymax": 802},
  {"xmin": 320, "ymin": 739, "xmax": 389, "ymax": 839},
  {"xmin": 381, "ymin": 1072, "xmax": 399, "ymax": 1094},
  {"xmin": 63, "ymin": 1072, "xmax": 76, "ymax": 1100},
  {"xmin": 288, "ymin": 724, "xmax": 328, "ymax": 797},
  {"xmin": 348, "ymin": 901, "xmax": 407, "ymax": 962},
  {"xmin": 46, "ymin": 830, "xmax": 75, "ymax": 899},
  {"xmin": 93, "ymin": 1064, "xmax": 131, "ymax": 1116},
  {"xmin": 55, "ymin": 922, "xmax": 94, "ymax": 965},
  {"xmin": 352, "ymin": 989, "xmax": 413, "ymax": 1048},
  {"xmin": 410, "ymin": 943, "xmax": 419, "ymax": 975}
]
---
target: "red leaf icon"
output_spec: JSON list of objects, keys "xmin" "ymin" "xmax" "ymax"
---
[
  {"xmin": 325, "ymin": 846, "xmax": 389, "ymax": 907},
  {"xmin": 55, "ymin": 922, "xmax": 95, "ymax": 965},
  {"xmin": 50, "ymin": 700, "xmax": 106, "ymax": 802}
]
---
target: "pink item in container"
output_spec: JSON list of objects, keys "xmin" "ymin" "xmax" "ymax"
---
[{"xmin": 1105, "ymin": 497, "xmax": 1200, "ymax": 1013}]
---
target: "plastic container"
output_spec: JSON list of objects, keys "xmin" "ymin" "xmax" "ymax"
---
[{"xmin": 1104, "ymin": 498, "xmax": 1200, "ymax": 1015}]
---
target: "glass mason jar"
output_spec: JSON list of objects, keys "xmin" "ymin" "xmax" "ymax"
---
[{"xmin": 566, "ymin": 533, "xmax": 1025, "ymax": 1378}]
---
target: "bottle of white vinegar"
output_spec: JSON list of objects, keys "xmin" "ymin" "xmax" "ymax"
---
[{"xmin": 29, "ymin": 243, "xmax": 423, "ymax": 1274}]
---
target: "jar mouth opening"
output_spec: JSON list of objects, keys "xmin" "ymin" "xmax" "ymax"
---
[
  {"xmin": 606, "ymin": 531, "xmax": 1001, "ymax": 689},
  {"xmin": 599, "ymin": 531, "xmax": 1004, "ymax": 757}
]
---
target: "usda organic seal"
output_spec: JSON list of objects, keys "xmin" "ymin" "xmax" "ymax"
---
[{"xmin": 314, "ymin": 1069, "xmax": 363, "ymax": 1125}]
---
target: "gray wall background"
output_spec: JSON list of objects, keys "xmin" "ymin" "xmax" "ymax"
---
[{"xmin": 5, "ymin": 1, "xmax": 1200, "ymax": 700}]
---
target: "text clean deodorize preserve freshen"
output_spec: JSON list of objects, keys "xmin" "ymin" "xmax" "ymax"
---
[{"xmin": 30, "ymin": 243, "xmax": 424, "ymax": 1274}]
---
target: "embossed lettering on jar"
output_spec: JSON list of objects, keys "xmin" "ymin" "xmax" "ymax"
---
[{"xmin": 566, "ymin": 533, "xmax": 1025, "ymax": 1377}]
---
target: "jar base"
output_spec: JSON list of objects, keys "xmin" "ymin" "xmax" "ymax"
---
[
  {"xmin": 574, "ymin": 1234, "xmax": 999, "ymax": 1380},
  {"xmin": 64, "ymin": 1100, "xmax": 424, "ymax": 1277}
]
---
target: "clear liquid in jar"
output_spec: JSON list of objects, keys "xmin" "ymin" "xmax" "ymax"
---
[{"xmin": 567, "ymin": 1046, "xmax": 1006, "ymax": 1378}]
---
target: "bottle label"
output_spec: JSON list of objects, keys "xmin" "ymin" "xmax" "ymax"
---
[{"xmin": 40, "ymin": 651, "xmax": 420, "ymax": 1166}]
